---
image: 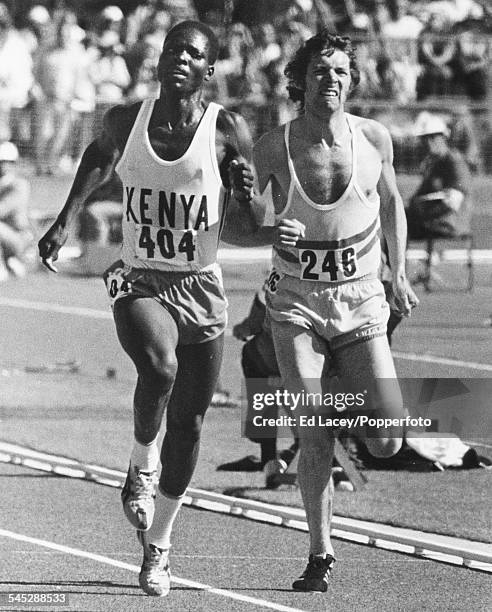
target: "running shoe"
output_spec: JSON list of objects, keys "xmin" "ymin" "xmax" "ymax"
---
[
  {"xmin": 264, "ymin": 458, "xmax": 288, "ymax": 489},
  {"xmin": 217, "ymin": 455, "xmax": 263, "ymax": 471},
  {"xmin": 137, "ymin": 531, "xmax": 171, "ymax": 597},
  {"xmin": 292, "ymin": 554, "xmax": 335, "ymax": 592},
  {"xmin": 121, "ymin": 464, "xmax": 157, "ymax": 531}
]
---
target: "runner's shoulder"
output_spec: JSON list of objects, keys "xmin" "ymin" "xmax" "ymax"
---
[
  {"xmin": 216, "ymin": 107, "xmax": 249, "ymax": 141},
  {"xmin": 103, "ymin": 101, "xmax": 144, "ymax": 153},
  {"xmin": 254, "ymin": 123, "xmax": 285, "ymax": 166},
  {"xmin": 349, "ymin": 113, "xmax": 392, "ymax": 156}
]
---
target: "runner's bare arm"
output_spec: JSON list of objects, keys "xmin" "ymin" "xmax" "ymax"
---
[
  {"xmin": 372, "ymin": 122, "xmax": 419, "ymax": 315},
  {"xmin": 218, "ymin": 110, "xmax": 274, "ymax": 246},
  {"xmin": 254, "ymin": 129, "xmax": 306, "ymax": 248},
  {"xmin": 38, "ymin": 104, "xmax": 138, "ymax": 271}
]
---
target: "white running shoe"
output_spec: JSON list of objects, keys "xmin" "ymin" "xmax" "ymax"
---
[
  {"xmin": 137, "ymin": 531, "xmax": 171, "ymax": 597},
  {"xmin": 121, "ymin": 464, "xmax": 157, "ymax": 531}
]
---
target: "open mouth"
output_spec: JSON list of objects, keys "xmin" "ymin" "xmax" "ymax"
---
[{"xmin": 320, "ymin": 88, "xmax": 338, "ymax": 97}]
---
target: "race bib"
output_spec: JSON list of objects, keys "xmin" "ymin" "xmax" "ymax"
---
[
  {"xmin": 105, "ymin": 266, "xmax": 132, "ymax": 305},
  {"xmin": 135, "ymin": 226, "xmax": 197, "ymax": 265},
  {"xmin": 299, "ymin": 247, "xmax": 358, "ymax": 282}
]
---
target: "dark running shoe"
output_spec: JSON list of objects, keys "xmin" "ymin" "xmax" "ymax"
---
[
  {"xmin": 217, "ymin": 455, "xmax": 263, "ymax": 472},
  {"xmin": 292, "ymin": 554, "xmax": 335, "ymax": 592}
]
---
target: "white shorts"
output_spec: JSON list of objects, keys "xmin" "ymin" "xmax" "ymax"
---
[{"xmin": 265, "ymin": 270, "xmax": 389, "ymax": 351}]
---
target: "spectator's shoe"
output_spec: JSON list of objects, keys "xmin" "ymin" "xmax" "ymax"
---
[
  {"xmin": 137, "ymin": 531, "xmax": 171, "ymax": 597},
  {"xmin": 264, "ymin": 458, "xmax": 288, "ymax": 489},
  {"xmin": 332, "ymin": 466, "xmax": 354, "ymax": 491},
  {"xmin": 292, "ymin": 554, "xmax": 335, "ymax": 592},
  {"xmin": 217, "ymin": 455, "xmax": 263, "ymax": 472},
  {"xmin": 121, "ymin": 464, "xmax": 157, "ymax": 531},
  {"xmin": 279, "ymin": 444, "xmax": 298, "ymax": 466}
]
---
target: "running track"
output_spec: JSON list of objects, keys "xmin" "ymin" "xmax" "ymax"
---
[{"xmin": 1, "ymin": 268, "xmax": 492, "ymax": 611}]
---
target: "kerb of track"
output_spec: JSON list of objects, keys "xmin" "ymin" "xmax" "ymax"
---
[{"xmin": 1, "ymin": 441, "xmax": 490, "ymax": 574}]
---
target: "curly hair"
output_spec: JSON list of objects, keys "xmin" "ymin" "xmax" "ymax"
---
[{"xmin": 284, "ymin": 30, "xmax": 360, "ymax": 109}]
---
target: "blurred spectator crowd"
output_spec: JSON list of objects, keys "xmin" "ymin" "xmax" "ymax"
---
[{"xmin": 0, "ymin": 0, "xmax": 491, "ymax": 175}]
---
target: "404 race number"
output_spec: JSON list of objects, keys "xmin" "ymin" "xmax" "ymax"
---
[{"xmin": 136, "ymin": 226, "xmax": 196, "ymax": 263}]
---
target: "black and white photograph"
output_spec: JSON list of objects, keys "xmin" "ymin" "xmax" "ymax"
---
[{"xmin": 0, "ymin": 1, "xmax": 491, "ymax": 611}]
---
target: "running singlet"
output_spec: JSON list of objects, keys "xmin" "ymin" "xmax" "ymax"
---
[
  {"xmin": 116, "ymin": 99, "xmax": 228, "ymax": 272},
  {"xmin": 273, "ymin": 114, "xmax": 381, "ymax": 283}
]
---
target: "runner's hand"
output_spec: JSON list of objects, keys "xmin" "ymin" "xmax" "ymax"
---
[
  {"xmin": 38, "ymin": 222, "xmax": 68, "ymax": 273},
  {"xmin": 275, "ymin": 218, "xmax": 306, "ymax": 247},
  {"xmin": 229, "ymin": 159, "xmax": 254, "ymax": 203},
  {"xmin": 390, "ymin": 275, "xmax": 419, "ymax": 317}
]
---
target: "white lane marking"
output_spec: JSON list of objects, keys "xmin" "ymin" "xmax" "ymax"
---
[
  {"xmin": 463, "ymin": 440, "xmax": 492, "ymax": 450},
  {"xmin": 0, "ymin": 297, "xmax": 113, "ymax": 319},
  {"xmin": 2, "ymin": 297, "xmax": 492, "ymax": 372},
  {"xmin": 392, "ymin": 351, "xmax": 492, "ymax": 373},
  {"xmin": 0, "ymin": 529, "xmax": 306, "ymax": 612},
  {"xmin": 2, "ymin": 446, "xmax": 491, "ymax": 571}
]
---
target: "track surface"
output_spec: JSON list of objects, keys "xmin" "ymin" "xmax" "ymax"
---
[
  {"xmin": 1, "ymin": 463, "xmax": 490, "ymax": 612},
  {"xmin": 1, "ymin": 256, "xmax": 492, "ymax": 610}
]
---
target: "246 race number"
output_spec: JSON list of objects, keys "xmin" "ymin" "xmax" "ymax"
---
[{"xmin": 299, "ymin": 247, "xmax": 358, "ymax": 282}]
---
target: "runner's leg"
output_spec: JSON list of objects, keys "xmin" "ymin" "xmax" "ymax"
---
[
  {"xmin": 334, "ymin": 335, "xmax": 403, "ymax": 458},
  {"xmin": 271, "ymin": 319, "xmax": 335, "ymax": 557},
  {"xmin": 160, "ymin": 333, "xmax": 224, "ymax": 495},
  {"xmin": 147, "ymin": 334, "xmax": 224, "ymax": 549},
  {"xmin": 114, "ymin": 297, "xmax": 179, "ymax": 446}
]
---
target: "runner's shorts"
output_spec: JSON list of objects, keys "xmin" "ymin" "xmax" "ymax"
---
[
  {"xmin": 265, "ymin": 270, "xmax": 389, "ymax": 351},
  {"xmin": 103, "ymin": 260, "xmax": 228, "ymax": 345}
]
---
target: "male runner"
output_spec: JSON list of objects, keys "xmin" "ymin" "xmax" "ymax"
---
[
  {"xmin": 254, "ymin": 31, "xmax": 418, "ymax": 592},
  {"xmin": 38, "ymin": 20, "xmax": 258, "ymax": 598}
]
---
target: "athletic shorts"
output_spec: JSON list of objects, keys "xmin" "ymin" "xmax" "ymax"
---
[
  {"xmin": 265, "ymin": 269, "xmax": 389, "ymax": 351},
  {"xmin": 103, "ymin": 260, "xmax": 228, "ymax": 345}
]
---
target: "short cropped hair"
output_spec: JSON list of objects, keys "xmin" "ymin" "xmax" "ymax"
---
[
  {"xmin": 284, "ymin": 30, "xmax": 360, "ymax": 109},
  {"xmin": 164, "ymin": 20, "xmax": 220, "ymax": 65}
]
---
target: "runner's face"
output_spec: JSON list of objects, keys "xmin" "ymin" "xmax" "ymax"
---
[
  {"xmin": 304, "ymin": 49, "xmax": 352, "ymax": 114},
  {"xmin": 157, "ymin": 28, "xmax": 213, "ymax": 92}
]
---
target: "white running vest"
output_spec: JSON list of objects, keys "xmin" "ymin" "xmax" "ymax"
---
[
  {"xmin": 116, "ymin": 99, "xmax": 228, "ymax": 272},
  {"xmin": 273, "ymin": 114, "xmax": 381, "ymax": 283}
]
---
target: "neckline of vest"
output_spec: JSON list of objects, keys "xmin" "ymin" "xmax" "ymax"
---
[
  {"xmin": 143, "ymin": 99, "xmax": 211, "ymax": 165},
  {"xmin": 285, "ymin": 114, "xmax": 357, "ymax": 210}
]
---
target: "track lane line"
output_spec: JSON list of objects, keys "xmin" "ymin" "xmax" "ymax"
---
[
  {"xmin": 0, "ymin": 529, "xmax": 307, "ymax": 612},
  {"xmin": 1, "ymin": 297, "xmax": 492, "ymax": 372}
]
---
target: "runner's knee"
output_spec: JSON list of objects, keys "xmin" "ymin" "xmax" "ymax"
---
[
  {"xmin": 365, "ymin": 436, "xmax": 402, "ymax": 458},
  {"xmin": 136, "ymin": 350, "xmax": 178, "ymax": 393}
]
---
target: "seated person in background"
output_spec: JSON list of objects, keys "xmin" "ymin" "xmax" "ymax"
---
[
  {"xmin": 0, "ymin": 141, "xmax": 32, "ymax": 279},
  {"xmin": 448, "ymin": 104, "xmax": 480, "ymax": 174},
  {"xmin": 454, "ymin": 27, "xmax": 488, "ymax": 101},
  {"xmin": 416, "ymin": 10, "xmax": 456, "ymax": 100},
  {"xmin": 407, "ymin": 112, "xmax": 471, "ymax": 240}
]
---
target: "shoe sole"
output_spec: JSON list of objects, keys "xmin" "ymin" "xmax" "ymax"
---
[
  {"xmin": 292, "ymin": 581, "xmax": 328, "ymax": 592},
  {"xmin": 138, "ymin": 572, "xmax": 170, "ymax": 597},
  {"xmin": 121, "ymin": 472, "xmax": 155, "ymax": 531}
]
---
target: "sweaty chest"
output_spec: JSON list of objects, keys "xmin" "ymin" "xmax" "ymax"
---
[
  {"xmin": 275, "ymin": 134, "xmax": 382, "ymax": 208},
  {"xmin": 148, "ymin": 125, "xmax": 198, "ymax": 161},
  {"xmin": 295, "ymin": 147, "xmax": 352, "ymax": 204}
]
